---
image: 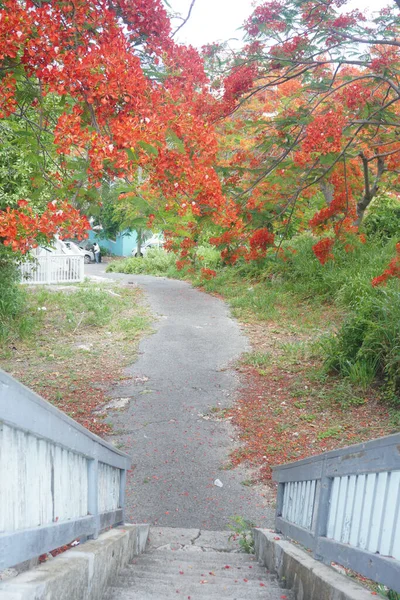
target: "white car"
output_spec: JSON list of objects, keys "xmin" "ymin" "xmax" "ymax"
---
[
  {"xmin": 132, "ymin": 237, "xmax": 164, "ymax": 257},
  {"xmin": 63, "ymin": 240, "xmax": 95, "ymax": 264}
]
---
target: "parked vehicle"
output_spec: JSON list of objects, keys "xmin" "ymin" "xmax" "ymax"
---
[
  {"xmin": 78, "ymin": 240, "xmax": 95, "ymax": 253},
  {"xmin": 132, "ymin": 237, "xmax": 164, "ymax": 257},
  {"xmin": 63, "ymin": 240, "xmax": 95, "ymax": 264}
]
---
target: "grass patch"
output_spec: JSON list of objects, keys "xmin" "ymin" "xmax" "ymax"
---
[
  {"xmin": 299, "ymin": 413, "xmax": 317, "ymax": 422},
  {"xmin": 316, "ymin": 380, "xmax": 367, "ymax": 410},
  {"xmin": 317, "ymin": 426, "xmax": 344, "ymax": 440},
  {"xmin": 242, "ymin": 351, "xmax": 271, "ymax": 367},
  {"xmin": 0, "ymin": 280, "xmax": 151, "ymax": 435}
]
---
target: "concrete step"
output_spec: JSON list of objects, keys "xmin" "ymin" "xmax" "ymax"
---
[
  {"xmin": 113, "ymin": 572, "xmax": 272, "ymax": 587},
  {"xmin": 104, "ymin": 528, "xmax": 294, "ymax": 600},
  {"xmin": 119, "ymin": 552, "xmax": 267, "ymax": 577},
  {"xmin": 146, "ymin": 527, "xmax": 244, "ymax": 553},
  {"xmin": 133, "ymin": 549, "xmax": 261, "ymax": 566},
  {"xmin": 106, "ymin": 582, "xmax": 288, "ymax": 600},
  {"xmin": 116, "ymin": 565, "xmax": 269, "ymax": 582}
]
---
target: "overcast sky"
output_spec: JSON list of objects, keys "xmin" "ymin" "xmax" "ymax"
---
[{"xmin": 169, "ymin": 0, "xmax": 391, "ymax": 48}]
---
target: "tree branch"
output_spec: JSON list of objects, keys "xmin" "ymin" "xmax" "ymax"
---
[
  {"xmin": 351, "ymin": 120, "xmax": 400, "ymax": 127},
  {"xmin": 333, "ymin": 30, "xmax": 400, "ymax": 48},
  {"xmin": 173, "ymin": 0, "xmax": 197, "ymax": 37}
]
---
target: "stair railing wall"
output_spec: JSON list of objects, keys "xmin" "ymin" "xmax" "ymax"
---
[
  {"xmin": 273, "ymin": 433, "xmax": 400, "ymax": 593},
  {"xmin": 0, "ymin": 369, "xmax": 130, "ymax": 570}
]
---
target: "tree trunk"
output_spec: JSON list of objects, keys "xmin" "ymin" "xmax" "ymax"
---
[
  {"xmin": 320, "ymin": 181, "xmax": 334, "ymax": 205},
  {"xmin": 136, "ymin": 228, "xmax": 143, "ymax": 257},
  {"xmin": 355, "ymin": 154, "xmax": 385, "ymax": 227}
]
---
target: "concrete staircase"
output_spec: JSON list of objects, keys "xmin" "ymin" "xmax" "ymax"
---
[{"xmin": 105, "ymin": 527, "xmax": 293, "ymax": 600}]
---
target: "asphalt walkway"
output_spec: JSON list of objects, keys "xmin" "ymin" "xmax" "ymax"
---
[{"xmin": 86, "ymin": 263, "xmax": 274, "ymax": 530}]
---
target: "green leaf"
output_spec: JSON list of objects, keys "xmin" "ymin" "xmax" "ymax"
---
[
  {"xmin": 123, "ymin": 216, "xmax": 148, "ymax": 228},
  {"xmin": 137, "ymin": 141, "xmax": 159, "ymax": 156},
  {"xmin": 319, "ymin": 153, "xmax": 337, "ymax": 166},
  {"xmin": 166, "ymin": 129, "xmax": 185, "ymax": 154},
  {"xmin": 125, "ymin": 148, "xmax": 138, "ymax": 162}
]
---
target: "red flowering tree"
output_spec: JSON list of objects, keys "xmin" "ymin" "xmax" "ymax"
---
[
  {"xmin": 0, "ymin": 0, "xmax": 227, "ymax": 257},
  {"xmin": 205, "ymin": 0, "xmax": 400, "ymax": 281}
]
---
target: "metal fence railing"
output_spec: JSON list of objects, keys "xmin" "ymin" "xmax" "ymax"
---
[
  {"xmin": 0, "ymin": 369, "xmax": 130, "ymax": 570},
  {"xmin": 273, "ymin": 433, "xmax": 400, "ymax": 593},
  {"xmin": 20, "ymin": 254, "xmax": 84, "ymax": 285}
]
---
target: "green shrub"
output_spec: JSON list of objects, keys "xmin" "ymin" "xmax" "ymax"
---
[
  {"xmin": 195, "ymin": 245, "xmax": 221, "ymax": 269},
  {"xmin": 107, "ymin": 249, "xmax": 178, "ymax": 277},
  {"xmin": 364, "ymin": 195, "xmax": 400, "ymax": 241},
  {"xmin": 99, "ymin": 244, "xmax": 112, "ymax": 257},
  {"xmin": 322, "ymin": 286, "xmax": 400, "ymax": 403}
]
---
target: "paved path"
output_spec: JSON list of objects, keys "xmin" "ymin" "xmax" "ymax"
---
[{"xmin": 86, "ymin": 264, "xmax": 274, "ymax": 530}]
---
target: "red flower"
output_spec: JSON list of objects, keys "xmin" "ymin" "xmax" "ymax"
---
[
  {"xmin": 250, "ymin": 228, "xmax": 275, "ymax": 250},
  {"xmin": 372, "ymin": 243, "xmax": 400, "ymax": 286},
  {"xmin": 312, "ymin": 238, "xmax": 335, "ymax": 265},
  {"xmin": 201, "ymin": 268, "xmax": 217, "ymax": 280}
]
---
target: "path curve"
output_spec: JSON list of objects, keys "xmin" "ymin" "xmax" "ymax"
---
[{"xmin": 87, "ymin": 264, "xmax": 274, "ymax": 530}]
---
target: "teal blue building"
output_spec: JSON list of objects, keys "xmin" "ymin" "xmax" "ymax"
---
[{"xmin": 88, "ymin": 229, "xmax": 138, "ymax": 257}]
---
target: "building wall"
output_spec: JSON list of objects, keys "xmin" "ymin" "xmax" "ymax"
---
[{"xmin": 88, "ymin": 230, "xmax": 138, "ymax": 257}]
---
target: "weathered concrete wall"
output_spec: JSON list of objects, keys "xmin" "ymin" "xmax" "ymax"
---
[
  {"xmin": 98, "ymin": 463, "xmax": 121, "ymax": 513},
  {"xmin": 0, "ymin": 524, "xmax": 149, "ymax": 600},
  {"xmin": 1, "ymin": 423, "xmax": 89, "ymax": 533},
  {"xmin": 0, "ymin": 368, "xmax": 131, "ymax": 571},
  {"xmin": 254, "ymin": 528, "xmax": 375, "ymax": 600}
]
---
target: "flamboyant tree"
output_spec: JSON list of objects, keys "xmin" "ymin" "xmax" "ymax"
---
[
  {"xmin": 1, "ymin": 0, "xmax": 399, "ymax": 285},
  {"xmin": 201, "ymin": 0, "xmax": 400, "ymax": 281},
  {"xmin": 0, "ymin": 0, "xmax": 231, "ymax": 257}
]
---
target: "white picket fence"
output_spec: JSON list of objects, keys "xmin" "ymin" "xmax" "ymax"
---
[{"xmin": 20, "ymin": 254, "xmax": 84, "ymax": 285}]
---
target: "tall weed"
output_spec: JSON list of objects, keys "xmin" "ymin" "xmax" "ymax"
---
[
  {"xmin": 0, "ymin": 247, "xmax": 36, "ymax": 344},
  {"xmin": 214, "ymin": 236, "xmax": 400, "ymax": 401},
  {"xmin": 364, "ymin": 194, "xmax": 400, "ymax": 242},
  {"xmin": 267, "ymin": 235, "xmax": 397, "ymax": 304}
]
